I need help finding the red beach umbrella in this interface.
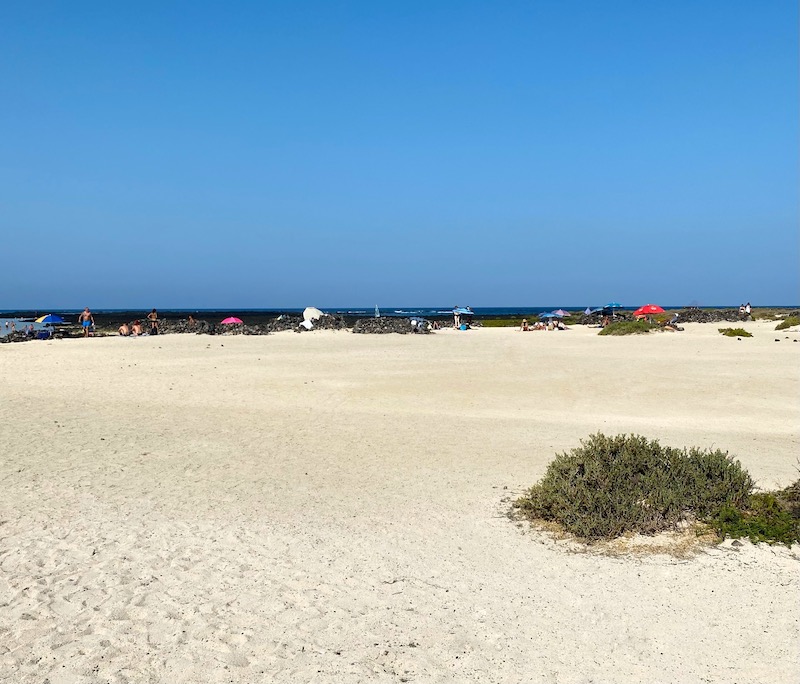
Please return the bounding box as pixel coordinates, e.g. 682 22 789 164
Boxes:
633 304 665 317
221 317 243 324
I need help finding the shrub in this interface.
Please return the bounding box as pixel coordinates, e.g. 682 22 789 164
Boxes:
712 493 800 545
776 316 800 330
481 318 526 327
514 433 754 541
718 328 752 337
598 320 658 336
774 478 800 522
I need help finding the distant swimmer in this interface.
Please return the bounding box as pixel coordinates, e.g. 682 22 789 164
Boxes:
78 308 94 337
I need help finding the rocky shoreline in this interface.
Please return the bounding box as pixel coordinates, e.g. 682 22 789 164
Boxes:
2 308 797 344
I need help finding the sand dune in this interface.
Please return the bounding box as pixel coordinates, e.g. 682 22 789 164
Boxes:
1 321 798 683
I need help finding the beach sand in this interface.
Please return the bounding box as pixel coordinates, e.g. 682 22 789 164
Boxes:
1 320 798 683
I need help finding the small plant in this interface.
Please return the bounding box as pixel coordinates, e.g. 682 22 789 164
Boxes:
719 328 752 337
712 493 800 545
776 316 800 330
598 320 658 336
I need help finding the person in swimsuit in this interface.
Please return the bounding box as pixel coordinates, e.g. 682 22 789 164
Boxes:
131 320 142 336
118 322 130 336
78 308 94 337
147 308 159 334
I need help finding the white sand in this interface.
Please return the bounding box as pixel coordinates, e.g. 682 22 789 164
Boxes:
1 320 798 683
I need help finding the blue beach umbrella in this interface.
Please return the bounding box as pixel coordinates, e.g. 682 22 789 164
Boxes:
539 312 558 318
604 302 623 309
35 314 65 324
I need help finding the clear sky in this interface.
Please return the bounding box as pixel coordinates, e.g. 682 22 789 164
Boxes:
1 1 797 308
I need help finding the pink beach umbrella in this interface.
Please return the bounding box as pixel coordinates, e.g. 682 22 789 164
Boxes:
220 317 243 324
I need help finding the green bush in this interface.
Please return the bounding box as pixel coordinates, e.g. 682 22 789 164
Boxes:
718 328 752 337
712 493 800 545
481 318 526 327
776 478 800 516
514 433 754 541
776 316 800 330
598 320 658 336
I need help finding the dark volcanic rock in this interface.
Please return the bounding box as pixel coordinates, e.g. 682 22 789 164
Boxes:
158 319 213 335
577 308 750 326
268 315 303 332
578 311 634 326
302 313 348 331
675 308 749 323
352 317 431 334
0 331 32 344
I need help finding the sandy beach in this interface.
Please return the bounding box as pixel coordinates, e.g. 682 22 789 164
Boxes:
1 320 798 683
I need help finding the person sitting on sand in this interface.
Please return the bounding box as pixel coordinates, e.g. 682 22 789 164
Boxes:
557 320 566 330
118 322 130 336
520 318 529 331
131 320 142 336
187 314 196 329
78 308 94 337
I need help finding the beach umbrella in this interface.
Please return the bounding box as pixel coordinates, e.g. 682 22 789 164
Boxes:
552 309 570 317
539 312 558 318
220 317 243 324
303 307 323 322
633 304 665 317
604 302 623 309
35 314 65 324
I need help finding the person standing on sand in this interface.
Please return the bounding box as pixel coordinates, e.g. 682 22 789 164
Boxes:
78 308 94 337
147 308 159 334
745 302 752 319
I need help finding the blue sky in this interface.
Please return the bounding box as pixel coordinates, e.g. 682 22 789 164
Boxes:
1 1 797 308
